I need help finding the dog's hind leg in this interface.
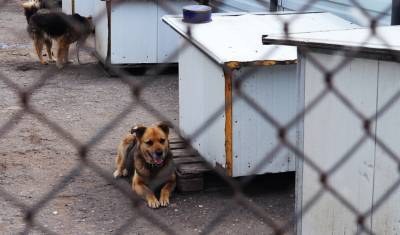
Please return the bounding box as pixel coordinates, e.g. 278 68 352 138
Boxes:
44 39 55 63
64 43 73 64
33 35 47 65
56 39 66 69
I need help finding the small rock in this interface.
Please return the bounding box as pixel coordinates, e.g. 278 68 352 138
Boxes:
198 205 203 208
52 211 58 215
174 209 178 212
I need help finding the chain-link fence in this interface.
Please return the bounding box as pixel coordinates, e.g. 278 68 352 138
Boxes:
1 0 399 234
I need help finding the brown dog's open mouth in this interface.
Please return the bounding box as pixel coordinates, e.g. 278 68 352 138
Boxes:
146 151 164 165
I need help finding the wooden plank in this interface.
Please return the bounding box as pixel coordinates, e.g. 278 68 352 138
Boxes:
371 60 400 234
177 163 211 175
173 156 205 165
169 142 188 149
300 53 378 234
176 172 204 192
171 149 198 157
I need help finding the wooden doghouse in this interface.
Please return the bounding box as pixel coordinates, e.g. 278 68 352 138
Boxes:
163 12 359 177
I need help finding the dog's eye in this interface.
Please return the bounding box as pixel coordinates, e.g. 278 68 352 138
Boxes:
145 140 153 146
160 138 166 144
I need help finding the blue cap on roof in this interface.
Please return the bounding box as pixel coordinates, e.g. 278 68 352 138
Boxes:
182 5 212 23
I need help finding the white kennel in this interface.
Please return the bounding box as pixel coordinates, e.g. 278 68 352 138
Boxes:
163 12 359 177
263 26 400 235
94 0 195 65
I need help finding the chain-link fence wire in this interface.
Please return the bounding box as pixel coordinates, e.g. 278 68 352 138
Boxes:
1 0 400 234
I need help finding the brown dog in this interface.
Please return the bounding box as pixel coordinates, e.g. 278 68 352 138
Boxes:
114 123 176 208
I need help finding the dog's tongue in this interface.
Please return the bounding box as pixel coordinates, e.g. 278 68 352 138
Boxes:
154 159 163 164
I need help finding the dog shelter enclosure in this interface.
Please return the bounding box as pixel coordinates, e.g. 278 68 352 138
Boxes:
4 0 400 234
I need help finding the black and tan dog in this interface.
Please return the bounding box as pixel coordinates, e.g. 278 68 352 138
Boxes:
22 0 93 68
114 123 176 209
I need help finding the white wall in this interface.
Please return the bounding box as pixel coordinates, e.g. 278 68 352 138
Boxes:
212 0 392 25
281 0 392 26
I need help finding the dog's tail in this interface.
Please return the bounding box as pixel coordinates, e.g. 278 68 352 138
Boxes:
21 1 41 23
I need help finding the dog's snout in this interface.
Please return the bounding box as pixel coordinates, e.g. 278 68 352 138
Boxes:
155 150 163 157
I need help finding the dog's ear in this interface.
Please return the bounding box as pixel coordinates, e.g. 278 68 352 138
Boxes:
131 125 146 138
157 122 170 136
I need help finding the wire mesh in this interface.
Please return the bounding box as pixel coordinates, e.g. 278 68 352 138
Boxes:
1 0 399 234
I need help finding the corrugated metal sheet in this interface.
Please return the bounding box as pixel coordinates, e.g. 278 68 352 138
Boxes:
301 52 378 235
179 42 227 168
232 64 298 175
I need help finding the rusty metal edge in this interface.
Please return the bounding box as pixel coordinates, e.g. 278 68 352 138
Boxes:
223 64 233 177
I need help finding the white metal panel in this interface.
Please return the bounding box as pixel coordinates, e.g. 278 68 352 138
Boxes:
74 0 95 17
211 0 269 12
232 64 297 176
157 0 194 63
295 51 306 235
264 26 400 53
62 0 95 16
94 0 107 62
301 53 378 234
179 42 226 167
110 0 158 64
163 12 359 64
372 61 400 234
62 0 72 14
281 0 391 25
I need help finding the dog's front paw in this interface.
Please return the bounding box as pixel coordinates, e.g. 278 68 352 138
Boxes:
122 169 128 177
159 193 170 207
147 196 160 209
113 170 121 178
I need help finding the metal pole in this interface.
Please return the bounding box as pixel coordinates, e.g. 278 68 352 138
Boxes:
392 0 400 25
270 0 278 12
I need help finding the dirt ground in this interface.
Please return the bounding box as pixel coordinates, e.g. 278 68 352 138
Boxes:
0 1 294 234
